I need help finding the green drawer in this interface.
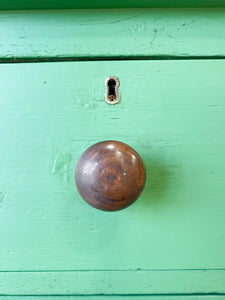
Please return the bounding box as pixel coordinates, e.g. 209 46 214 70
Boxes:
0 60 224 295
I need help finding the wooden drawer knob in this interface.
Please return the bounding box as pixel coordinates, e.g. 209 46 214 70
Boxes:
75 140 146 211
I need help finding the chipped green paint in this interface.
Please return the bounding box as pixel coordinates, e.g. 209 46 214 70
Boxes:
52 153 73 182
0 60 224 295
0 189 5 201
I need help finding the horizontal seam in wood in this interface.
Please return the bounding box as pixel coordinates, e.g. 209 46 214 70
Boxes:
0 293 225 297
0 269 225 273
1 55 225 64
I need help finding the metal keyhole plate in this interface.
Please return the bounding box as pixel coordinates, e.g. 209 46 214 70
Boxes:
105 76 120 104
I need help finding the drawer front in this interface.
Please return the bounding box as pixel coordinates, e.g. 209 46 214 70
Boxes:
0 60 224 295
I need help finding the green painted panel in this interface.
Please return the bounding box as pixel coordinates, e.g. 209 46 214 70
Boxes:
1 297 225 300
0 60 224 294
1 0 225 10
1 9 225 60
0 297 225 300
0 270 224 295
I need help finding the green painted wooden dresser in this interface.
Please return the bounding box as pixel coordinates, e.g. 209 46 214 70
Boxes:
0 1 225 299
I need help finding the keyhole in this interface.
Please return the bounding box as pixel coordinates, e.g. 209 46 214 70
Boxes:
105 76 120 104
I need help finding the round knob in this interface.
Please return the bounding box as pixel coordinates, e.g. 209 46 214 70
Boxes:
75 140 146 211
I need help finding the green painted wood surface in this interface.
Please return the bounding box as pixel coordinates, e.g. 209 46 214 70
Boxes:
1 9 225 60
0 270 224 295
1 297 225 300
0 297 225 300
0 60 224 294
1 0 225 10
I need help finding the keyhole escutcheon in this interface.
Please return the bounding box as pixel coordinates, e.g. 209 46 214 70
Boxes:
105 76 120 104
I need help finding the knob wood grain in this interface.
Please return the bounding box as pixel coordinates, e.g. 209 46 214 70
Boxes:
75 140 146 211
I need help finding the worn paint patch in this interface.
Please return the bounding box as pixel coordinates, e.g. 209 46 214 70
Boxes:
52 153 72 182
0 187 5 208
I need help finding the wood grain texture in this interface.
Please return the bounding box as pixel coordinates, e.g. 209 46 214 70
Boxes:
1 0 225 10
0 270 224 295
1 8 225 60
0 60 224 294
75 141 146 211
